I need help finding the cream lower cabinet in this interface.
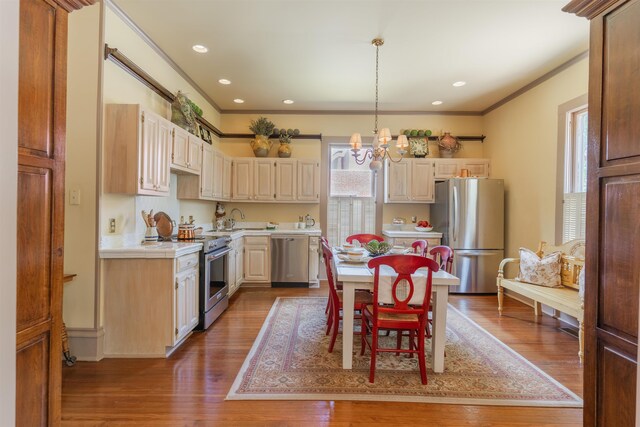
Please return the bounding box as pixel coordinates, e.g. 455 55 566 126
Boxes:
104 104 171 196
227 236 245 297
243 236 270 283
235 237 245 285
386 236 441 248
103 252 199 357
385 159 435 203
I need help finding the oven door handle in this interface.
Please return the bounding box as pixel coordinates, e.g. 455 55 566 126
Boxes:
206 247 232 262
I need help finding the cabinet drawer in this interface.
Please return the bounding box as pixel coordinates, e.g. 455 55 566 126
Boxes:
244 236 269 246
176 253 199 273
427 238 441 247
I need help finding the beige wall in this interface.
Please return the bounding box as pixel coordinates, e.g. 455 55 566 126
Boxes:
64 3 101 329
0 0 18 421
483 57 589 262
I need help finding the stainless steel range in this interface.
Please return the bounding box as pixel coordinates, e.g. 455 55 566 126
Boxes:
196 235 232 330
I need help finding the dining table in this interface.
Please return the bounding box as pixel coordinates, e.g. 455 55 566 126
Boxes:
333 250 460 373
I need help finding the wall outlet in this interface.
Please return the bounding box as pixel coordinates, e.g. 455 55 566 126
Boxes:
109 218 116 233
70 189 81 205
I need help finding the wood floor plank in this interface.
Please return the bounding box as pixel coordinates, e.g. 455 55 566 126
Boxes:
62 283 582 426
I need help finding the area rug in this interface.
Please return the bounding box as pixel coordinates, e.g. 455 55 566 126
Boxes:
226 297 582 407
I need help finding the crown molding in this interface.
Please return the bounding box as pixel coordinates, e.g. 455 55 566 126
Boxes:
219 109 483 116
104 0 221 113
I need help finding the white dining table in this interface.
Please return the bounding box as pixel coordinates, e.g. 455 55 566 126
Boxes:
334 253 460 372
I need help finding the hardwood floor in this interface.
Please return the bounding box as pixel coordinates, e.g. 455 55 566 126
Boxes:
61 284 583 426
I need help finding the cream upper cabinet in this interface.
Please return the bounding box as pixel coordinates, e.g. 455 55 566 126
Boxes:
200 143 214 198
385 160 412 202
232 158 254 200
297 159 320 202
176 143 214 201
254 159 276 201
411 159 434 202
222 156 232 201
275 159 297 201
434 158 490 179
244 236 270 283
170 127 202 175
212 149 224 199
385 159 435 203
104 104 171 196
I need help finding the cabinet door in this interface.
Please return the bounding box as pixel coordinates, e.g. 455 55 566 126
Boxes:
212 150 224 199
140 110 160 192
186 267 199 330
386 160 412 202
156 119 172 193
462 159 490 177
232 159 253 200
434 159 460 179
187 136 202 173
171 127 189 169
244 239 270 282
297 160 320 201
227 242 237 296
254 159 276 201
236 240 244 285
200 143 214 198
174 270 190 344
411 159 434 202
308 237 319 285
275 159 297 201
222 156 232 200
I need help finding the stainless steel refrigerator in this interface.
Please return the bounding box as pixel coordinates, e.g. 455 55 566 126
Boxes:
431 178 504 293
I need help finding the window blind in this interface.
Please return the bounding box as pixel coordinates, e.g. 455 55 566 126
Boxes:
563 192 586 242
327 197 376 246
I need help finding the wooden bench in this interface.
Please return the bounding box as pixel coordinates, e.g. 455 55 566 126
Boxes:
496 240 585 363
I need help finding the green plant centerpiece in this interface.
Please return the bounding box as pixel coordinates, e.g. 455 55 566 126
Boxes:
364 240 392 257
272 128 300 158
171 91 197 134
249 117 276 157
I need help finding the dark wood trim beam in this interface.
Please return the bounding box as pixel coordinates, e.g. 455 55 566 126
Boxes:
103 44 223 138
221 133 323 140
563 0 618 18
54 0 95 12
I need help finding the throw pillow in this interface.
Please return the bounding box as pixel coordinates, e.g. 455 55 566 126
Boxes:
517 248 562 288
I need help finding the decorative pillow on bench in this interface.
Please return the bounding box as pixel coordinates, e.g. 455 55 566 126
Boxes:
517 248 562 288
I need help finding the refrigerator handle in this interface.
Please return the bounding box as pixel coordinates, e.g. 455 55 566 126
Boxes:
456 250 499 256
453 185 459 243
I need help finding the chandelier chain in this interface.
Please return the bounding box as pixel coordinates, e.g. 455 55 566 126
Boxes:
374 42 379 134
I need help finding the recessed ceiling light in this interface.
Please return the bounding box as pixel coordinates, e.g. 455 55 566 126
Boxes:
233 98 245 104
218 79 231 85
432 100 443 105
192 44 208 53
282 99 294 104
452 81 466 87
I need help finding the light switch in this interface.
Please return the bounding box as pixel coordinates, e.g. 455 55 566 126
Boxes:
70 189 81 205
109 218 116 233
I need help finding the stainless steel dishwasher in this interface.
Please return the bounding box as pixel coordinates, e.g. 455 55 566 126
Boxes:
271 235 309 287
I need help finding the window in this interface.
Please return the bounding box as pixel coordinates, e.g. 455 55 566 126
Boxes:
562 106 588 242
326 146 376 245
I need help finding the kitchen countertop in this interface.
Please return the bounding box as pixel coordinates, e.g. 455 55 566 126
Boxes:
203 227 322 238
99 241 203 259
382 230 443 238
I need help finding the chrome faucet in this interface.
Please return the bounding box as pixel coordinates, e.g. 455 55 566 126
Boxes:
230 208 245 221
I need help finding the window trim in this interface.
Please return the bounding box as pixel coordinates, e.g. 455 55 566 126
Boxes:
555 94 588 245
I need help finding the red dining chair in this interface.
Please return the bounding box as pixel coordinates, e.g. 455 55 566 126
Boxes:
411 240 428 257
430 245 454 273
360 254 439 384
321 241 372 353
346 234 384 245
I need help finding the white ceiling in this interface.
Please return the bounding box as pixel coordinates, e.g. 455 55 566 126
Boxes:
113 0 589 113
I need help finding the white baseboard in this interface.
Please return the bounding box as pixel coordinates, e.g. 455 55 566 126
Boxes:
66 327 105 361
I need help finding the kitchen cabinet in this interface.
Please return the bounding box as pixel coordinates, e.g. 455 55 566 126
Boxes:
177 145 230 202
222 156 232 200
103 251 200 357
200 143 214 198
244 236 270 283
170 127 203 175
232 158 254 200
254 159 276 201
433 158 490 180
385 159 434 203
212 149 225 199
297 160 320 202
386 236 441 248
275 159 297 201
227 239 238 297
105 104 172 196
308 236 320 287
236 238 245 285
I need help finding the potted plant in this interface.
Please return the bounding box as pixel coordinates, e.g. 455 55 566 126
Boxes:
249 117 276 157
272 128 300 158
400 129 432 158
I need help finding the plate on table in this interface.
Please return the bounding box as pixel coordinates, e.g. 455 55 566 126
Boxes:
337 253 371 264
336 246 365 254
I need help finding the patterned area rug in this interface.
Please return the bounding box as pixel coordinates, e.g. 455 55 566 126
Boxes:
227 297 582 406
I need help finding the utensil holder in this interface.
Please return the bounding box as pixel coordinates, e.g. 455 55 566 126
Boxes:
144 226 158 243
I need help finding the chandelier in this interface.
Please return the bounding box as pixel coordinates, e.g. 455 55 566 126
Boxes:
349 38 408 171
